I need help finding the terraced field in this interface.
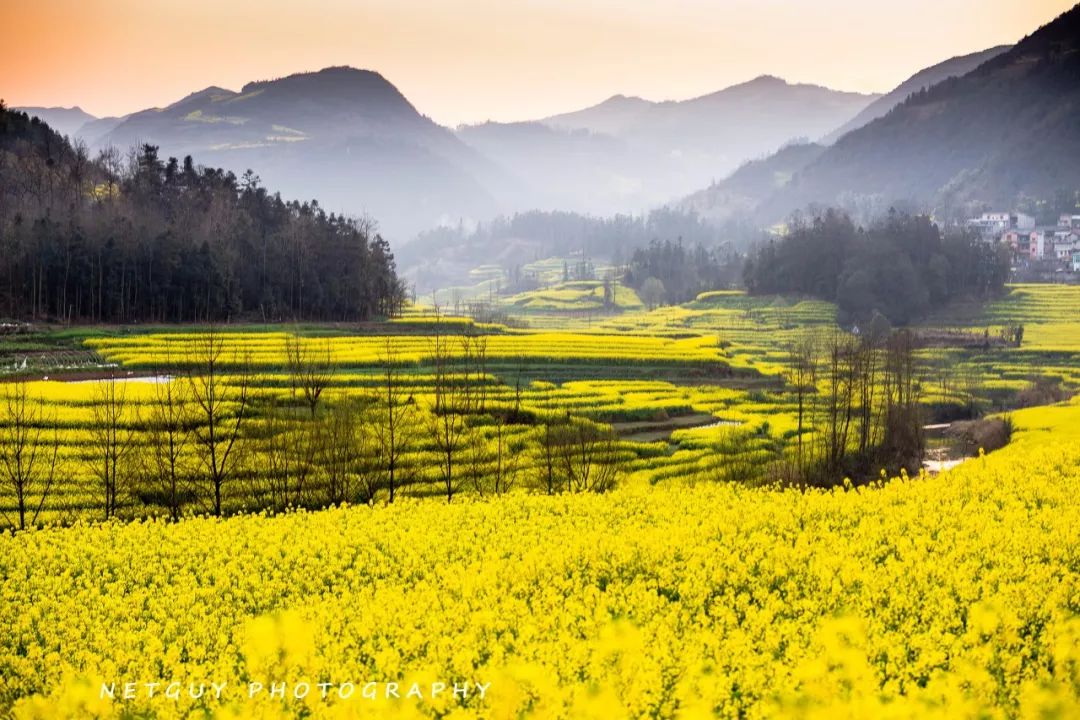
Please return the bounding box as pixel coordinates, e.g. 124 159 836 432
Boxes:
4 393 1080 719
1 284 1076 525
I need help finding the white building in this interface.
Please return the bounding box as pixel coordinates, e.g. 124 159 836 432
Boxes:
1058 214 1080 231
968 211 1035 239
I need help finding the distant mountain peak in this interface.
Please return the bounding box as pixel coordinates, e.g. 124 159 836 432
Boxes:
165 86 236 110
240 66 394 93
755 3 1080 221
602 94 649 104
228 66 418 119
12 105 98 138
820 44 1012 144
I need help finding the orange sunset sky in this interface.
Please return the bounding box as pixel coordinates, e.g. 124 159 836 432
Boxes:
2 0 1076 126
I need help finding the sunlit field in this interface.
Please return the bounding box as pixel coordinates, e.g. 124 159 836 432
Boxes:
2 285 1077 525
3 397 1080 719
2 284 1080 717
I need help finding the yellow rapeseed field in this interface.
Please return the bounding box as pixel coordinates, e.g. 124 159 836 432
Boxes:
3 399 1080 719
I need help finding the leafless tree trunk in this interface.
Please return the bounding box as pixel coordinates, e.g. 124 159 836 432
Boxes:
463 424 492 496
260 401 317 511
370 336 417 502
87 376 137 519
460 331 488 414
882 330 924 470
286 334 334 418
313 399 365 506
141 375 194 521
536 417 565 495
556 418 620 493
428 305 467 501
0 379 59 530
189 327 251 515
818 330 858 479
785 334 817 477
490 411 522 495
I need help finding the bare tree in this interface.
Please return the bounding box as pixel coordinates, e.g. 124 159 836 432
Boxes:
428 305 467 501
286 334 334 418
535 415 566 495
189 327 252 516
490 410 522 495
817 330 859 480
313 399 366 506
460 331 489 414
0 379 59 530
259 401 317 511
463 424 492 496
882 329 924 471
140 375 194 521
854 334 883 458
370 337 417 502
785 333 817 477
87 376 138 519
556 418 620 493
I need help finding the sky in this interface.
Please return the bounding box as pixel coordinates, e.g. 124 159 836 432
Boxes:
2 0 1075 126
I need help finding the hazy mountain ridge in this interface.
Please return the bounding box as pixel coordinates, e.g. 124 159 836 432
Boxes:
679 142 827 223
458 76 879 217
76 67 503 239
672 46 1015 221
20 68 879 242
820 45 1013 144
13 106 97 139
755 5 1080 221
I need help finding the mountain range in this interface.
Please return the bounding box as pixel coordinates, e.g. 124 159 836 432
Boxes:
17 70 881 239
14 4 1077 253
14 106 97 139
680 44 1017 223
23 68 509 239
458 76 879 215
696 5 1080 225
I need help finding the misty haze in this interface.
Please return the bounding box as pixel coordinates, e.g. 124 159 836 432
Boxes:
3 2 1080 718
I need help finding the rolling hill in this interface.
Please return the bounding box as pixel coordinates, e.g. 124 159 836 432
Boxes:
678 141 827 223
820 45 1012 144
458 76 878 215
13 106 97 139
81 67 508 240
757 5 1080 221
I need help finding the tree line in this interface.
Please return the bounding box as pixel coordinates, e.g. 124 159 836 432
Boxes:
777 325 925 487
623 238 743 307
743 209 1010 325
0 102 407 323
0 325 624 530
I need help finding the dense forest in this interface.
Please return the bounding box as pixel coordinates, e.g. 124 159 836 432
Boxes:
0 102 406 323
623 239 743 305
401 206 764 291
743 209 1010 324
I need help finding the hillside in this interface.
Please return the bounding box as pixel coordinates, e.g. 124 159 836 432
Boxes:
759 5 1080 220
13 105 96 138
84 67 507 240
677 46 1015 223
542 93 654 135
678 141 827 223
0 103 404 322
820 45 1012 144
459 76 877 215
455 121 646 215
541 76 877 160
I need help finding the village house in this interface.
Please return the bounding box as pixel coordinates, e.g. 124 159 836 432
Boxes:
1058 214 1080 231
968 211 1035 240
989 211 1080 273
